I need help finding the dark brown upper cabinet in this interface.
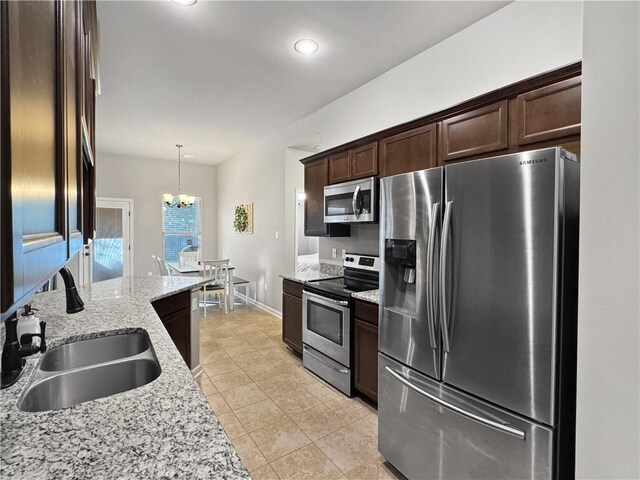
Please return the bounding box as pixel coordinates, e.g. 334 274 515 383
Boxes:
328 142 378 185
380 124 437 177
1 0 98 321
516 77 581 147
65 0 84 256
351 142 378 179
328 151 351 184
304 158 350 237
438 100 508 164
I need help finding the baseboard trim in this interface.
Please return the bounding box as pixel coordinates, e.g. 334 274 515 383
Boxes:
191 364 203 378
234 292 282 319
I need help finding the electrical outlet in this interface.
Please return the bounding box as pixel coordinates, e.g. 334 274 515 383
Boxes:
264 283 268 292
341 249 347 259
275 231 279 239
148 271 153 276
192 298 198 311
332 248 337 259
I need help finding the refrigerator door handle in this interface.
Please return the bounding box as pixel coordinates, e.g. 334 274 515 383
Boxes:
384 366 526 440
426 202 440 350
439 200 453 352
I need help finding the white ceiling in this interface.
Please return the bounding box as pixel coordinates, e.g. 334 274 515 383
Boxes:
96 1 509 165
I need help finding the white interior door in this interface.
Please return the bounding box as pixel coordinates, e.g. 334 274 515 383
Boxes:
87 198 133 283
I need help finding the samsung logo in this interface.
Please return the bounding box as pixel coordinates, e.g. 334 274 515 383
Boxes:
520 158 548 166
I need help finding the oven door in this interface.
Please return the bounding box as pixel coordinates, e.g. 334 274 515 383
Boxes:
324 177 376 224
302 291 351 367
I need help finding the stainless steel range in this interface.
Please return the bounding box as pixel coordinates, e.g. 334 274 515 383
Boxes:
302 254 379 396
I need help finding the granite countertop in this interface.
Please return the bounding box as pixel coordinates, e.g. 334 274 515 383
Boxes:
280 262 344 284
352 289 380 305
280 271 342 284
0 276 249 479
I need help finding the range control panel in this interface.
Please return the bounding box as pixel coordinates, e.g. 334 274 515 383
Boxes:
343 253 380 272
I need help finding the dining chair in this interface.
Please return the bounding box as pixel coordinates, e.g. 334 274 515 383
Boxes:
179 251 199 267
201 259 229 316
153 255 171 276
152 255 162 275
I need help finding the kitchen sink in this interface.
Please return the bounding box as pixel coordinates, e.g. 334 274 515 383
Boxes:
17 331 161 413
39 332 151 371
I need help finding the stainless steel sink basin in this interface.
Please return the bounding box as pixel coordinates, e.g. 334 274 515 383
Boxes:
39 332 151 371
17 331 161 413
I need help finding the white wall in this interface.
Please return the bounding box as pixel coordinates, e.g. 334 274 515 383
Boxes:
216 0 583 313
96 153 218 277
576 2 640 478
216 140 286 309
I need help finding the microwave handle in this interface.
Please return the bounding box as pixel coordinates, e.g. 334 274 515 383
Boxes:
352 185 361 216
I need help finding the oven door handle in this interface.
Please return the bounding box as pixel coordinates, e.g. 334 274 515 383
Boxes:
304 346 350 374
304 290 350 306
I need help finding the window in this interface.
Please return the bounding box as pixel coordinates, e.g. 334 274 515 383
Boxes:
162 197 202 262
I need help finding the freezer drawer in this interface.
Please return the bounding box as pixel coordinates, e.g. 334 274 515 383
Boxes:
378 354 554 480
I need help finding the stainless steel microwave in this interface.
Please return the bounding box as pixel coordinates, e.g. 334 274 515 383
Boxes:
324 176 377 224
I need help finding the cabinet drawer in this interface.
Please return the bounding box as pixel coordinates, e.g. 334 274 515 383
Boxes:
355 300 379 325
438 100 508 163
151 291 190 318
516 77 581 146
282 278 303 298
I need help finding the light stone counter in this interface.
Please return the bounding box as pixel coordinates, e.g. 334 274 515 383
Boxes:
351 289 380 305
279 271 341 284
0 276 249 479
280 262 344 284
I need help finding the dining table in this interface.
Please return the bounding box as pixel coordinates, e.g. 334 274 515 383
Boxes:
166 261 238 311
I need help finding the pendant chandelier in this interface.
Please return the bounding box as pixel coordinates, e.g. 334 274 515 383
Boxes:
163 144 195 208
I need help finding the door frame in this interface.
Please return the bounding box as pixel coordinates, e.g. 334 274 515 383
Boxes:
82 197 134 283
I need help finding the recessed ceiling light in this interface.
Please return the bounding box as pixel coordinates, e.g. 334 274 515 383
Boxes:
294 39 319 55
171 0 197 6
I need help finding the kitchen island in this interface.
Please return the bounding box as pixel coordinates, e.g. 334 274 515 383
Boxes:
0 276 249 479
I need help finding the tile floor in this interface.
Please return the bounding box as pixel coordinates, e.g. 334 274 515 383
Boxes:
195 302 404 480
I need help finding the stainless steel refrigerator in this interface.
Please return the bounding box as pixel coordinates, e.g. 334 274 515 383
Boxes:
378 147 579 480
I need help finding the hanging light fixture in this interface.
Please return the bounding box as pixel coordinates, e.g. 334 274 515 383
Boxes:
163 144 196 208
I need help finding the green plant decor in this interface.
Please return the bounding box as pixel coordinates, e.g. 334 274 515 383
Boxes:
234 205 249 233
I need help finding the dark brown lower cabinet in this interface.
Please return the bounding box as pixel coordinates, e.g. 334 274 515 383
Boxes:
151 291 191 368
354 300 379 402
282 279 303 354
354 319 378 402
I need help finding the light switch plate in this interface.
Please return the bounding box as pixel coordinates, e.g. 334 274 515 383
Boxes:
341 249 347 259
332 248 337 259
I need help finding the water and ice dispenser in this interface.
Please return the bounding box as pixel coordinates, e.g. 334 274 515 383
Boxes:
385 239 417 284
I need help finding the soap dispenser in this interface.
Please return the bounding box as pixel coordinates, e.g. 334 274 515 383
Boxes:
16 304 41 348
